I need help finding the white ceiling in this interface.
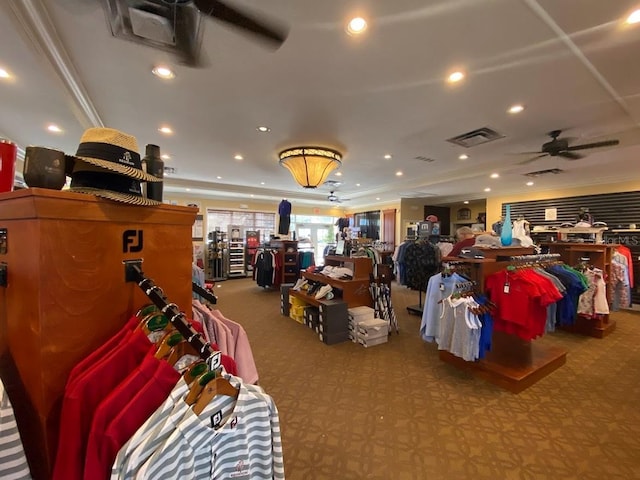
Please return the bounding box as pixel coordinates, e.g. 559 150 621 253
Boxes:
2 0 640 209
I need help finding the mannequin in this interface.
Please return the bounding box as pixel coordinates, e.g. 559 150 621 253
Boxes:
278 198 292 235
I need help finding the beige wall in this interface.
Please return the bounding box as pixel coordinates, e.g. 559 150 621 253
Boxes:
486 180 640 225
400 198 487 238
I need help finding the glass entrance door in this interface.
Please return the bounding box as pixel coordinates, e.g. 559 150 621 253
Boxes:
295 224 334 264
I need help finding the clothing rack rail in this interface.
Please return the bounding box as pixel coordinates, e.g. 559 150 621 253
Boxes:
508 253 561 262
192 282 218 304
127 263 221 370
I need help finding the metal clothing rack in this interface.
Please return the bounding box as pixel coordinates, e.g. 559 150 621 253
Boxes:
508 253 561 262
126 263 221 370
192 282 218 304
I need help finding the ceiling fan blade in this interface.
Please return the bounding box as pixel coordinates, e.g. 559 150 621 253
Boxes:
193 0 289 48
558 151 583 160
566 139 619 151
506 151 544 156
518 153 548 165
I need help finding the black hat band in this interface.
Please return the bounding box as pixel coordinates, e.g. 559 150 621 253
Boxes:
71 170 143 196
75 142 142 170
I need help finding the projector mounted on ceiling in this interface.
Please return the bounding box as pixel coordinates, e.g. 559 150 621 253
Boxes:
100 0 288 67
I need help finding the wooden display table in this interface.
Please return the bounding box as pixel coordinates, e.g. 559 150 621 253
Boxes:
437 257 568 393
0 188 196 479
293 255 373 308
439 332 567 394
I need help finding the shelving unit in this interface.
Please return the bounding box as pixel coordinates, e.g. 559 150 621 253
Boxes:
227 225 246 278
245 230 260 273
289 255 374 308
207 230 227 281
269 239 299 285
539 242 618 338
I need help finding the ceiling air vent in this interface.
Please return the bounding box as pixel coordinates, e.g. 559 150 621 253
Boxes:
323 180 343 187
414 156 436 163
447 127 505 148
524 168 564 178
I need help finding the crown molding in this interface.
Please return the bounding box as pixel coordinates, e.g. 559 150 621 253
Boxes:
5 0 103 129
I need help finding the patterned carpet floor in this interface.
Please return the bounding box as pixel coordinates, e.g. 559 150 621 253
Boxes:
214 278 640 480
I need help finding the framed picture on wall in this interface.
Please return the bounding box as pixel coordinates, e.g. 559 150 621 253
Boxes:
457 208 471 220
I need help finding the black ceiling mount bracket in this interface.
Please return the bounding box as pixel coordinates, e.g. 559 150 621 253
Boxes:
0 262 7 287
0 228 7 255
123 259 144 283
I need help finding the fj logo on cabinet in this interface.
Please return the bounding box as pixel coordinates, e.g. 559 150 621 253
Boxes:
123 229 143 253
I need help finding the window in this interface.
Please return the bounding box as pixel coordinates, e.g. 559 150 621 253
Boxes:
206 209 276 241
353 211 380 240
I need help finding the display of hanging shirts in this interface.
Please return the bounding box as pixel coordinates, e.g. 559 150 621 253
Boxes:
485 268 564 341
420 272 467 343
577 268 610 317
53 312 239 480
0 381 32 480
116 375 284 480
193 301 260 385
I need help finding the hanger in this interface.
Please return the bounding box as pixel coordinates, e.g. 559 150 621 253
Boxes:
154 331 183 360
166 340 201 370
192 375 239 416
185 370 217 406
135 304 159 320
136 311 171 336
183 360 209 386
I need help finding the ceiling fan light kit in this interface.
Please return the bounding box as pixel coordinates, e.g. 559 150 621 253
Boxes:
279 147 343 189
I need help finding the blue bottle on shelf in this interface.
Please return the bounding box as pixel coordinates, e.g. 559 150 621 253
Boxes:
500 204 513 246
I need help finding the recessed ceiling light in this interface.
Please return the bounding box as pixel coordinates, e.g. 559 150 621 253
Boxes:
260 182 265 185
356 183 361 187
447 71 465 83
508 104 525 114
463 201 470 204
458 154 469 160
347 17 367 35
490 173 500 179
251 194 254 198
256 126 270 133
47 124 63 133
526 181 534 186
396 171 403 176
0 68 10 79
335 172 343 176
217 176 222 179
158 126 173 134
161 154 171 160
376 197 380 201
152 65 175 79
384 154 392 159
627 9 640 24
234 154 243 160
186 188 191 192
484 187 491 192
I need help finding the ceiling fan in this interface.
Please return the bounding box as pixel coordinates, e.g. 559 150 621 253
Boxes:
328 191 350 203
100 0 289 67
517 130 620 165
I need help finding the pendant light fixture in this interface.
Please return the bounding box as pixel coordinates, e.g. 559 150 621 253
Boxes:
278 146 342 188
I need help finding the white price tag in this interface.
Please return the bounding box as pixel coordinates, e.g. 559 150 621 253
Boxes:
503 283 510 294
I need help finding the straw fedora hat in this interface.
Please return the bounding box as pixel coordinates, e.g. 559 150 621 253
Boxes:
65 127 161 183
66 127 162 206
